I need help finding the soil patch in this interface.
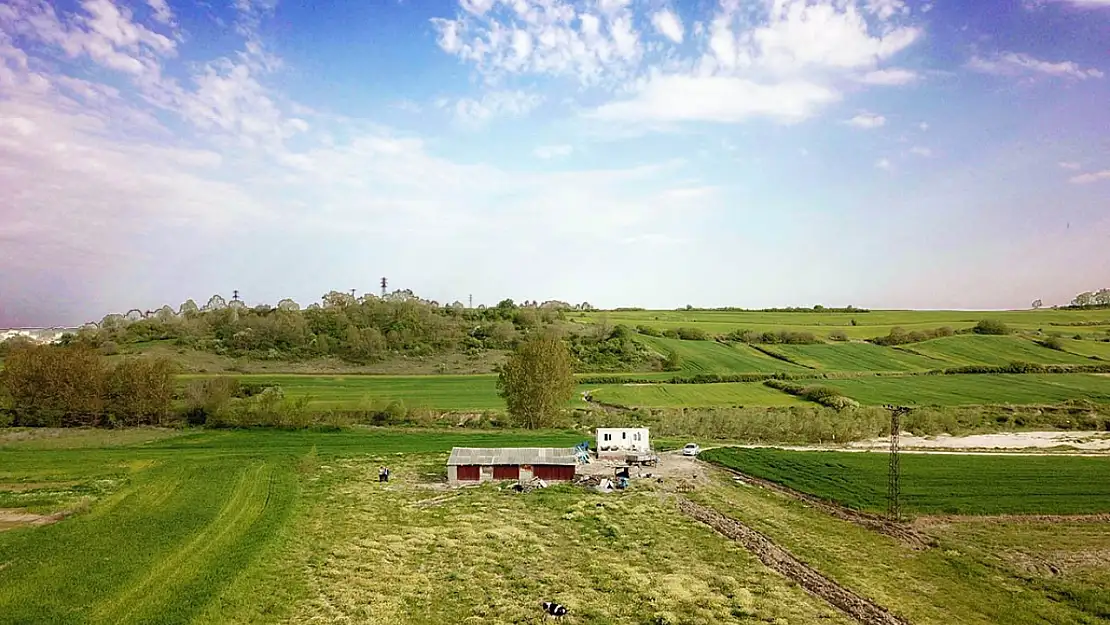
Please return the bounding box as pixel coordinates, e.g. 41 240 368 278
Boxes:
678 498 910 625
707 462 935 549
0 508 71 531
913 513 1110 530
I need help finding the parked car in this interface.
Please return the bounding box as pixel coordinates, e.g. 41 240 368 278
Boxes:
682 442 700 456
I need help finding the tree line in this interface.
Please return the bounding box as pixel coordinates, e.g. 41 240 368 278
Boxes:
43 291 653 370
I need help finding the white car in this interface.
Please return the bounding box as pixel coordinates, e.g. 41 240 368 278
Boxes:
682 443 700 457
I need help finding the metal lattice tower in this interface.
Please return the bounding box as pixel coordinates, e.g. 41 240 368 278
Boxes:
232 289 240 302
884 404 911 521
350 288 356 299
380 277 387 298
469 294 473 309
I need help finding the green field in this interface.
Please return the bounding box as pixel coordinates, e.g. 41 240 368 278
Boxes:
1057 338 1110 360
587 382 804 408
811 373 1110 406
635 335 807 373
759 342 949 372
179 374 506 411
702 447 1110 515
581 308 1110 340
895 335 1094 367
0 429 852 625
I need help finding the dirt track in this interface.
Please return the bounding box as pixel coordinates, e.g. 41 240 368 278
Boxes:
678 498 911 625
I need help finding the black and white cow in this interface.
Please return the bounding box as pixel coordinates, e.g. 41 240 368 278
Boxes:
541 601 568 620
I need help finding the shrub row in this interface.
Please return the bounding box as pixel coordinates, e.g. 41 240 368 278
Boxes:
868 326 956 346
763 379 860 410
720 329 821 345
937 362 1110 375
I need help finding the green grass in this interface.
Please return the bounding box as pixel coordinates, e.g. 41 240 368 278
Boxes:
587 382 804 408
759 342 950 371
0 428 846 625
179 374 505 411
578 308 1110 340
811 373 1110 406
702 447 1110 516
1057 338 1110 360
634 335 807 374
896 335 1095 367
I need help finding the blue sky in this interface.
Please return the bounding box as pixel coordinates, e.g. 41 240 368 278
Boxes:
0 0 1108 325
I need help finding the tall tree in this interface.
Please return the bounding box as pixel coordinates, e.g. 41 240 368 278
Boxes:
1031 299 1043 310
496 332 576 429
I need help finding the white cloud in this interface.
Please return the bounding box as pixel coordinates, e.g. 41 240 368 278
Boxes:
651 9 684 43
534 144 573 159
1058 161 1080 169
875 157 892 170
967 52 1104 80
145 0 174 24
919 121 929 131
433 0 924 127
846 112 886 128
1049 0 1110 6
910 146 932 157
589 75 839 124
450 90 542 127
856 68 917 85
1070 170 1110 184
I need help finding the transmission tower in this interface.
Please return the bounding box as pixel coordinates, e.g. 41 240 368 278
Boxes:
380 277 387 298
884 404 911 522
350 288 356 299
469 294 473 309
232 289 240 303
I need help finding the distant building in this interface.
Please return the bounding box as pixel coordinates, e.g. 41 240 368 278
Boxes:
596 427 651 458
0 328 75 344
446 447 578 485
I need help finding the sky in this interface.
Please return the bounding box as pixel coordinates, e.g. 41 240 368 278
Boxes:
0 0 1108 326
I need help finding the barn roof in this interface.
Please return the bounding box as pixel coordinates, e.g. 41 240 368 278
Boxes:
447 447 578 466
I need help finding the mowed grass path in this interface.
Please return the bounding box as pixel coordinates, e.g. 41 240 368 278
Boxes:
703 447 1110 515
813 373 1110 406
588 382 804 408
760 342 949 372
635 335 806 373
896 335 1093 367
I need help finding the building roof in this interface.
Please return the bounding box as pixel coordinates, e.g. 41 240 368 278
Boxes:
447 447 579 466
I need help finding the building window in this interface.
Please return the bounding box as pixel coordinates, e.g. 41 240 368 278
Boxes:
622 432 627 440
633 432 641 441
603 433 611 441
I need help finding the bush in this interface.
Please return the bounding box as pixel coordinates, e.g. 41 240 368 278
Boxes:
663 350 683 371
675 327 709 341
183 377 239 426
103 359 175 426
828 330 848 342
636 325 662 337
974 319 1011 335
1041 335 1064 351
869 326 956 346
661 328 679 339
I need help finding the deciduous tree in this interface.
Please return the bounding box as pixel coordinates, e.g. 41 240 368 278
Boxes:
496 332 576 429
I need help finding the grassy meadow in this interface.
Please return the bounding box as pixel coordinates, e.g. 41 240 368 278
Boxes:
812 373 1110 406
586 382 804 408
701 447 1110 516
758 342 948 371
896 335 1096 367
634 335 806 373
3 429 1109 624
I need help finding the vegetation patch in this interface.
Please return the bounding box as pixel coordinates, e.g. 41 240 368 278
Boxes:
811 373 1110 406
702 447 1110 516
587 382 805 408
898 335 1093 367
758 342 947 372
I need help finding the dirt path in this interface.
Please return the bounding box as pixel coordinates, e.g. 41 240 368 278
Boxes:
702 460 936 549
677 498 911 625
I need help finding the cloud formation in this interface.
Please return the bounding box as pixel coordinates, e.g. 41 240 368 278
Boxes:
966 52 1104 79
846 112 887 128
1069 170 1110 184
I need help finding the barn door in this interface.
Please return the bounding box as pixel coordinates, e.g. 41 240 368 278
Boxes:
533 465 574 481
456 465 480 481
492 465 520 480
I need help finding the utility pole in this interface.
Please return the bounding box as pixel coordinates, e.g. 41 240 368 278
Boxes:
380 277 387 298
350 288 356 299
232 289 240 303
884 404 911 522
469 294 473 309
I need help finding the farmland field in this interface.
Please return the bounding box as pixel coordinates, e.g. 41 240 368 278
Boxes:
1057 338 1110 360
587 382 804 408
701 447 1110 515
758 342 949 371
634 335 807 373
0 428 850 625
579 308 1110 340
895 335 1094 367
178 374 506 411
812 373 1110 406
